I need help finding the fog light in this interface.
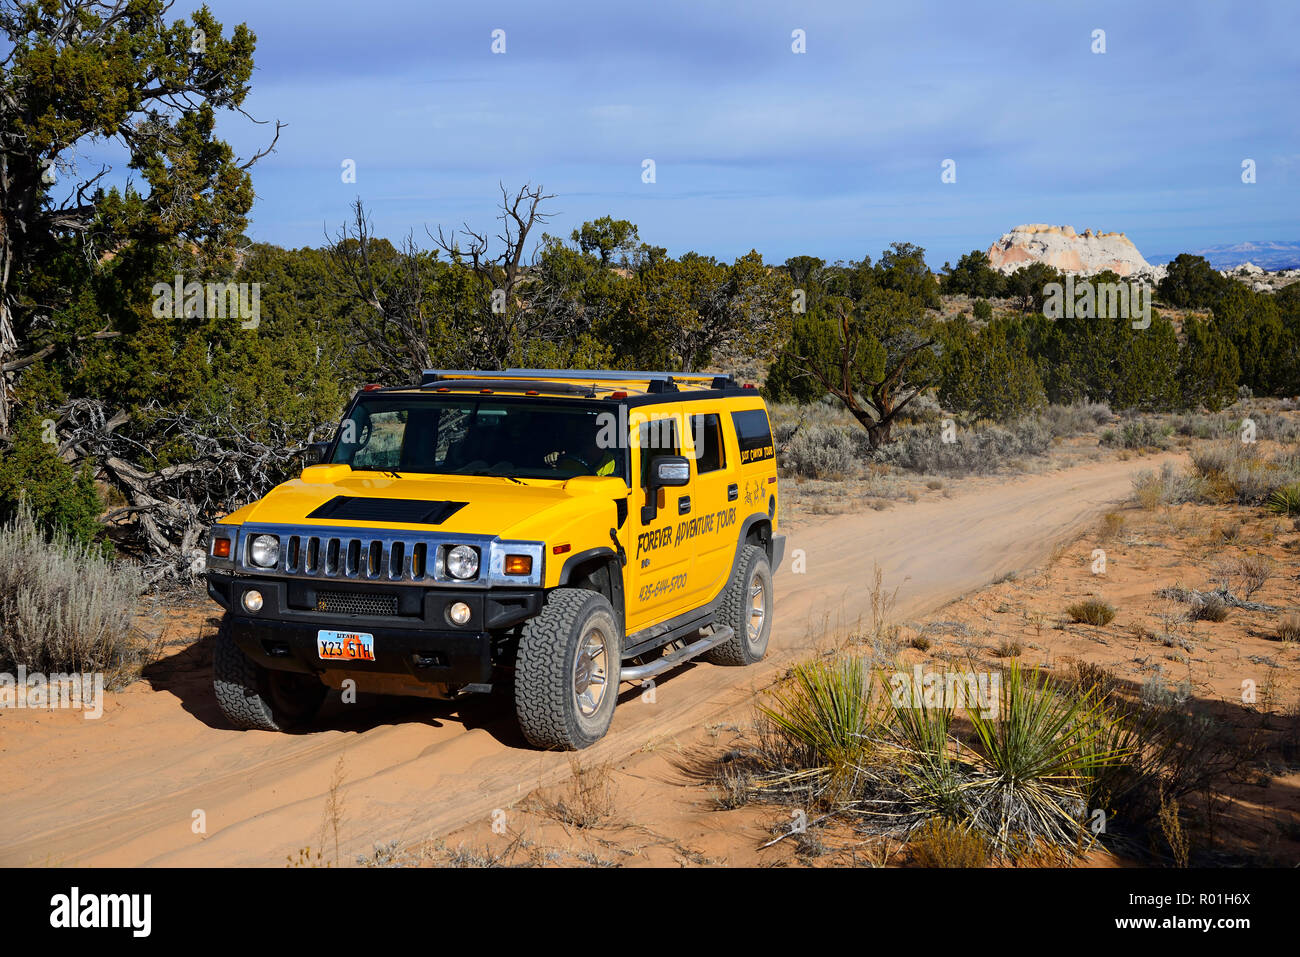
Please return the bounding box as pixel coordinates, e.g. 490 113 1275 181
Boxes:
447 601 471 626
242 589 264 612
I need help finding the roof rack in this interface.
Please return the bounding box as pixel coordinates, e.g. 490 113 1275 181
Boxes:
419 378 598 397
419 369 737 394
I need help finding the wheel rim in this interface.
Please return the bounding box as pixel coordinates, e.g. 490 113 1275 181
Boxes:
573 625 610 716
748 575 766 642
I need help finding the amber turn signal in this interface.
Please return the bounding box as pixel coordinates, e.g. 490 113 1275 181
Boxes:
212 538 231 558
504 554 533 575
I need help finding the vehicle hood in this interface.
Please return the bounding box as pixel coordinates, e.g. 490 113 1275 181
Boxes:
223 466 626 541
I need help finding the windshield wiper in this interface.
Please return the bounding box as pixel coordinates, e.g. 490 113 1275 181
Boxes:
469 469 526 485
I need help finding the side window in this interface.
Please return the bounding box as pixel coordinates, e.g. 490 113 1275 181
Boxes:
690 413 726 474
731 409 774 465
638 417 680 486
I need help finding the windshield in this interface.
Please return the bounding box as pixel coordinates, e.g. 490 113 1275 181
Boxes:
328 396 627 481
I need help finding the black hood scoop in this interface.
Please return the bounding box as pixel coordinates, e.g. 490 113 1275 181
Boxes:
306 496 468 526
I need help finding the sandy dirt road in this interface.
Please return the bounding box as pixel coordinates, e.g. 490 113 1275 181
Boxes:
0 453 1181 866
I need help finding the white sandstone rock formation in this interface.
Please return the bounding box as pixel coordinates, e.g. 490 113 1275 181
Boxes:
986 224 1165 281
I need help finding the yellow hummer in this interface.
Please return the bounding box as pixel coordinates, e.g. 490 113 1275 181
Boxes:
204 369 784 749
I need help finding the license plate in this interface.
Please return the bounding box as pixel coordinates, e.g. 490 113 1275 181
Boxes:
317 630 376 662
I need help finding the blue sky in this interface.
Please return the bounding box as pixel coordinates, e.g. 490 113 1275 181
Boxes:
108 1 1300 266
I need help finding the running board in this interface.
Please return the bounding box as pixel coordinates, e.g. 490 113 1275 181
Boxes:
619 627 734 682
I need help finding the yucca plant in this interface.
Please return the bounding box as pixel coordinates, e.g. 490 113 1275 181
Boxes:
1267 482 1300 516
964 661 1133 854
758 656 877 800
879 670 970 822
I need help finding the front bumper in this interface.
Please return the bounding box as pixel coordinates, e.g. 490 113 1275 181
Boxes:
207 573 542 685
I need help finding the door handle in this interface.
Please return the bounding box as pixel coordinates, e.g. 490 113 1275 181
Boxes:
727 483 738 501
678 495 691 515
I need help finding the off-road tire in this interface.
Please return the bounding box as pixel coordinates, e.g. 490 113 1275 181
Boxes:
514 588 621 750
213 614 326 731
704 545 773 665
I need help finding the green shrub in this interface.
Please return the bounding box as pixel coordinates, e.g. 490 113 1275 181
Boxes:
1100 418 1172 450
1190 442 1300 507
779 424 860 479
0 417 105 550
0 503 143 682
877 419 1050 475
939 315 1046 422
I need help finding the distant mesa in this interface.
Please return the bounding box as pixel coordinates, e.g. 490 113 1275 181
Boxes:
1188 241 1300 272
986 224 1161 280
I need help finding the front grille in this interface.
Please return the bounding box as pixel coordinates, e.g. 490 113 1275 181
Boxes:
281 532 432 582
316 590 399 617
232 525 532 587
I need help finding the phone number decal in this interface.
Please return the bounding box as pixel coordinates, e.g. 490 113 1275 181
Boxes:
638 573 687 602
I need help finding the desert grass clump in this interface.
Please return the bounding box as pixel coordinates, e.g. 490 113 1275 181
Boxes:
1131 463 1198 509
908 817 990 867
1098 511 1126 541
0 502 143 683
1064 660 1120 703
532 758 617 829
1190 593 1230 623
1037 401 1113 438
1276 613 1300 643
1066 599 1116 627
996 638 1024 658
877 661 1132 857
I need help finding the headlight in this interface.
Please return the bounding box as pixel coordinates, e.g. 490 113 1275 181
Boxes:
445 544 480 580
249 534 280 568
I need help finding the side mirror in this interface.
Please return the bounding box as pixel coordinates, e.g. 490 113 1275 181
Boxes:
307 440 332 464
650 455 690 488
641 455 690 524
